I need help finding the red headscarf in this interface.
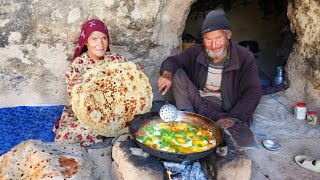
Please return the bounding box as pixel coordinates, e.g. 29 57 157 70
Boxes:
73 19 110 59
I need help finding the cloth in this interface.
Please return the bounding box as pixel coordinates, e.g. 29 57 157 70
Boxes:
262 83 289 95
172 69 226 118
160 41 262 125
54 52 126 146
172 69 254 146
201 8 231 35
73 19 110 59
226 122 254 147
199 61 224 99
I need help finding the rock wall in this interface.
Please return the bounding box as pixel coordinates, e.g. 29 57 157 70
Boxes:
0 0 195 107
2 0 320 109
285 0 320 108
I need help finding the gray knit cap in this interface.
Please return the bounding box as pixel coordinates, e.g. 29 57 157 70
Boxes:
201 8 231 35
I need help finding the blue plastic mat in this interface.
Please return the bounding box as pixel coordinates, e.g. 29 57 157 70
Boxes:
0 106 64 155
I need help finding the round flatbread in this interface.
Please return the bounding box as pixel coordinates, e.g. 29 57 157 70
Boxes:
0 140 97 179
71 62 153 137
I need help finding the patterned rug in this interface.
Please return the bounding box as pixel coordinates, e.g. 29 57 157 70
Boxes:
0 106 64 155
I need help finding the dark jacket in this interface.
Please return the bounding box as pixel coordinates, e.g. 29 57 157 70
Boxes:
160 41 262 125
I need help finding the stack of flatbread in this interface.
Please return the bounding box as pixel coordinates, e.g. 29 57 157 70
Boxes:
71 62 153 137
0 140 97 179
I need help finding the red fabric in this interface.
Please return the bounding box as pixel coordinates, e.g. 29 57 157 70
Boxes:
54 117 61 129
73 19 110 59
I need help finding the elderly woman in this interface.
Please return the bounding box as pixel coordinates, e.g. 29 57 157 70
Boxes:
54 19 137 146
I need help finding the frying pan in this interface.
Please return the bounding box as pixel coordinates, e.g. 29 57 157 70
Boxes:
129 111 224 162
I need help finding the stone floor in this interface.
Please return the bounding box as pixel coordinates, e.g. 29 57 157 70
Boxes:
1 93 320 179
247 92 320 179
248 137 320 180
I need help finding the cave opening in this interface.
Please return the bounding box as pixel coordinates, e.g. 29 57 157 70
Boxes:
183 0 295 87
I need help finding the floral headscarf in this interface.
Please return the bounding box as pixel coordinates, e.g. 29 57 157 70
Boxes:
73 19 110 59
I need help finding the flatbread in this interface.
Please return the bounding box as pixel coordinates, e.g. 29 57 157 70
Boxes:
71 62 153 137
0 140 97 179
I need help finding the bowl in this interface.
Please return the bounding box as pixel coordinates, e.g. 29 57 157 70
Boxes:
262 139 281 151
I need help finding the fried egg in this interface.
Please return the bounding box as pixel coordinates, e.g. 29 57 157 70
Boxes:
173 139 192 147
137 121 217 153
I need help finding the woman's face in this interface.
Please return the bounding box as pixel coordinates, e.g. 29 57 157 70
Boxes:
86 31 109 60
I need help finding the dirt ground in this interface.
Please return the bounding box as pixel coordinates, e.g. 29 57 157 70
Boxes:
247 93 320 179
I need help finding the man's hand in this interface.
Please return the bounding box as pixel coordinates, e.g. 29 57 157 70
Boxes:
70 76 82 85
217 118 235 129
158 71 173 95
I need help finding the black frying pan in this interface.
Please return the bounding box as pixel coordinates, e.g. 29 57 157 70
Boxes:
129 111 224 162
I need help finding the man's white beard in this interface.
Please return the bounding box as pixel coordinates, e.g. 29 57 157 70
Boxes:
206 42 229 60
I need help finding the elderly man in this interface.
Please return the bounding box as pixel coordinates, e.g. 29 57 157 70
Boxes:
158 9 262 147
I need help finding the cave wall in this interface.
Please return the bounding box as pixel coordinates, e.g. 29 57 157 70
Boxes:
184 1 290 79
0 0 195 107
1 0 320 109
285 0 320 108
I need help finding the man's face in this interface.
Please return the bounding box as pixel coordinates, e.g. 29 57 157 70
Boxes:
203 30 231 61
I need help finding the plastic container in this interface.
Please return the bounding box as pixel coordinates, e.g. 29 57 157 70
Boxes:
294 102 307 120
307 111 317 125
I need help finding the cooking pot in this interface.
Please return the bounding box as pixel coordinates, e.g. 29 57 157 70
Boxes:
129 111 224 162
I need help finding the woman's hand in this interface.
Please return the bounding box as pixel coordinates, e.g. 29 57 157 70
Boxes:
158 71 173 95
70 76 83 85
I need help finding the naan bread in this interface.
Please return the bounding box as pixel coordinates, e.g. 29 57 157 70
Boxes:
0 140 97 180
71 62 153 137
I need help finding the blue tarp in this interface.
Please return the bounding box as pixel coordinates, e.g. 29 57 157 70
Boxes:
0 106 64 155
